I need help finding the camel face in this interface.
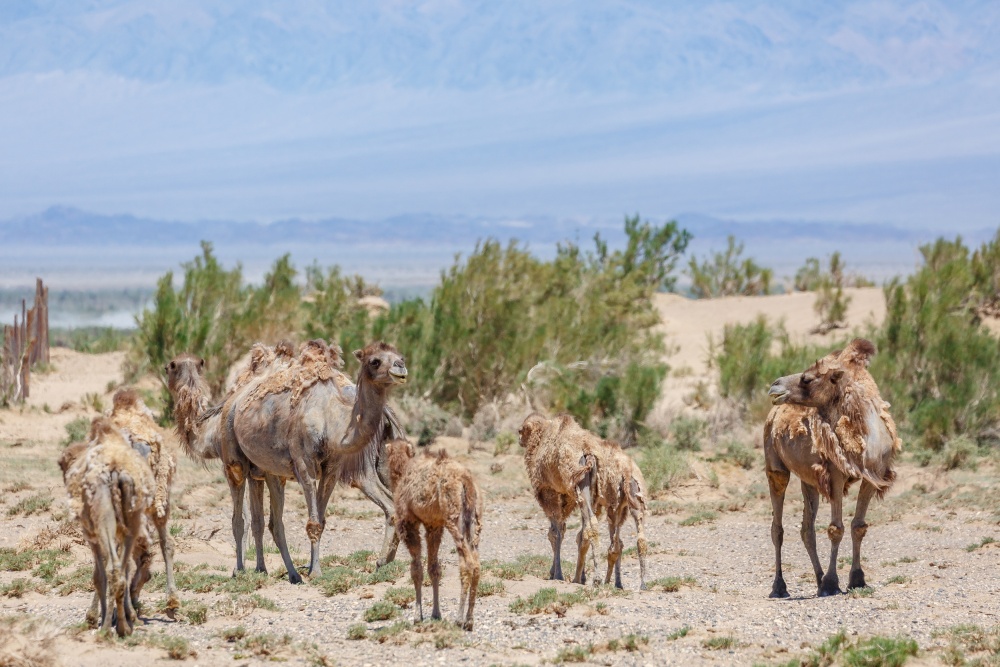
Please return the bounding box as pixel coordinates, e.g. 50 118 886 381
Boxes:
354 342 407 386
166 354 206 392
767 362 845 409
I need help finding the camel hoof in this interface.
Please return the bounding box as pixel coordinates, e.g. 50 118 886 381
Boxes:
848 571 867 590
769 579 789 599
818 587 842 597
460 620 474 632
288 570 304 585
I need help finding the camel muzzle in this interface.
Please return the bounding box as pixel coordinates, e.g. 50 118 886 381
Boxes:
389 367 408 384
768 382 790 405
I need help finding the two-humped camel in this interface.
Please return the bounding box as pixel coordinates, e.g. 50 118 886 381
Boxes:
107 388 179 616
167 340 406 582
385 439 483 630
519 413 649 589
765 338 901 598
59 417 154 636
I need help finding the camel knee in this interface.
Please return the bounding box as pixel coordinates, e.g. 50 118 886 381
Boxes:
636 536 648 557
851 522 868 542
827 524 844 542
305 520 324 543
771 522 784 546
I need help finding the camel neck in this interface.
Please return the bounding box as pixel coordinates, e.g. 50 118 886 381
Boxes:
173 383 213 459
343 377 387 452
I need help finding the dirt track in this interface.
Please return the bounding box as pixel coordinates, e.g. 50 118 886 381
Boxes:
2 291 999 666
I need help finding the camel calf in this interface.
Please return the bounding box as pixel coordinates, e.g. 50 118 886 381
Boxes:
519 413 648 589
385 440 483 631
60 417 154 636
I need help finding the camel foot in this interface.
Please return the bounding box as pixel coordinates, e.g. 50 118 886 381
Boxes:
847 570 867 590
431 610 442 621
287 569 304 585
164 594 180 619
818 583 842 597
459 620 474 632
769 578 789 599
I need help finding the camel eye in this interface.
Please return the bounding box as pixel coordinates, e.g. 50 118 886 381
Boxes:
801 376 812 386
168 361 176 371
370 358 381 368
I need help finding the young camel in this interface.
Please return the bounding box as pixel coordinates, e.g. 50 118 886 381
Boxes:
519 413 648 589
765 338 901 598
385 439 483 631
60 418 154 636
108 388 179 616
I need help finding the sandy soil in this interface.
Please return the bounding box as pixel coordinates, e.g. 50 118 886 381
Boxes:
2 291 999 667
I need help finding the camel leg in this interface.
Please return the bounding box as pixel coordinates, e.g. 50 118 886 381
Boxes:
848 481 877 590
819 470 846 597
450 526 480 631
247 477 267 573
538 489 566 580
573 471 600 585
800 481 824 590
88 543 106 628
767 469 791 598
264 475 302 584
151 516 179 616
352 472 399 568
292 460 324 577
226 469 249 575
604 508 625 589
426 526 444 621
631 500 649 591
400 520 423 623
128 530 152 619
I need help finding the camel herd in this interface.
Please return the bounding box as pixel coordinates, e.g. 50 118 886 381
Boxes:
57 335 898 637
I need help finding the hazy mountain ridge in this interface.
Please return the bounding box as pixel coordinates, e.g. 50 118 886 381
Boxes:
0 206 935 249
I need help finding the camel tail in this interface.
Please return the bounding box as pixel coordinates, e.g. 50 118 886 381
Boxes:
110 471 127 528
624 473 645 512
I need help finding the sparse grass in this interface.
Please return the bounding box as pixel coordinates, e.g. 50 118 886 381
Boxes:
964 536 995 552
934 624 1000 665
364 601 398 622
54 565 93 594
703 636 739 650
841 636 918 667
494 430 516 456
6 493 53 517
848 586 875 598
311 550 406 596
646 575 697 592
885 575 909 585
483 553 556 580
1 578 43 598
82 392 105 413
175 600 208 625
383 586 415 608
713 441 756 470
232 632 292 660
138 632 197 660
220 626 247 642
639 437 689 494
62 416 90 446
554 645 592 663
370 621 412 644
679 511 717 526
3 480 31 493
477 579 505 597
347 623 367 640
667 626 691 641
169 523 184 537
508 585 624 615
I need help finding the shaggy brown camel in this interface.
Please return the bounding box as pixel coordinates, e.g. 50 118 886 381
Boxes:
519 413 648 589
60 418 154 636
222 340 408 579
108 388 179 616
765 338 901 598
385 439 483 631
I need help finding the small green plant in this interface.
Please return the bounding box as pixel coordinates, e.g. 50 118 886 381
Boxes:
965 536 996 552
679 511 717 527
667 626 691 641
383 586 415 608
941 437 979 471
669 416 705 451
848 586 875 598
82 392 105 413
554 645 593 663
483 553 553 580
347 623 367 640
371 621 412 644
477 579 505 597
364 601 398 622
841 636 918 667
494 430 517 456
7 494 53 517
169 523 184 537
885 575 909 585
177 600 208 625
715 441 755 469
687 235 772 298
221 626 247 642
703 636 739 650
638 434 688 495
1 578 40 598
647 576 697 592
62 416 91 446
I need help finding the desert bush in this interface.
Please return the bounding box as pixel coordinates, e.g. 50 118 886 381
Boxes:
638 433 688 495
873 236 1000 449
302 264 379 364
687 235 772 298
810 252 852 333
378 215 687 439
62 416 91 446
392 395 458 447
668 415 705 451
51 327 135 353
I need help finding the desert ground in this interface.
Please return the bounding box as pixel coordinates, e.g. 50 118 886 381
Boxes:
2 287 998 666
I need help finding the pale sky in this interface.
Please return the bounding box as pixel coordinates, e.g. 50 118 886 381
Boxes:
0 1 998 230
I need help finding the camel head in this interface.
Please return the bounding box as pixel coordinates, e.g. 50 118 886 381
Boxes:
518 413 549 452
166 354 208 395
353 341 407 387
768 338 877 409
384 438 415 488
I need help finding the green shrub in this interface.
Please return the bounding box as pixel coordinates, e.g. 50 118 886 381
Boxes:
364 601 398 622
639 434 688 495
669 415 704 451
62 416 91 446
687 235 772 298
841 636 917 667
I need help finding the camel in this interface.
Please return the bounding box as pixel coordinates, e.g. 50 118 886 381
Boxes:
519 413 649 589
765 337 901 598
220 339 408 580
385 439 483 631
108 388 179 616
59 417 154 636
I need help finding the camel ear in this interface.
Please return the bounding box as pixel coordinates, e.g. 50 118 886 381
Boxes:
199 358 206 370
353 349 363 362
829 369 845 385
